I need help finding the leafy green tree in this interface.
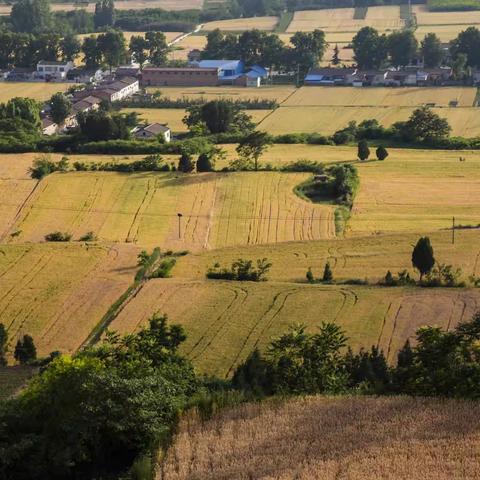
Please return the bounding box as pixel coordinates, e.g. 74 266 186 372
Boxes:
145 31 169 66
0 97 41 132
129 35 148 70
77 110 130 141
0 315 198 479
94 0 115 29
452 52 468 81
60 34 81 62
412 236 435 281
0 31 17 68
322 262 333 282
357 140 370 161
0 323 7 367
81 35 102 69
97 30 127 72
421 33 443 68
178 153 195 173
236 131 272 171
387 30 418 67
14 334 36 364
232 348 270 395
290 29 327 78
352 27 388 69
450 26 480 67
196 152 215 172
10 0 52 33
202 29 238 60
49 93 72 125
403 106 451 142
376 146 388 161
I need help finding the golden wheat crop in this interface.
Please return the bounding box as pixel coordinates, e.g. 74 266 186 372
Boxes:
160 395 480 479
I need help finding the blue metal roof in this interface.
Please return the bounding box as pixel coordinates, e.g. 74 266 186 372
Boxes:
197 60 242 70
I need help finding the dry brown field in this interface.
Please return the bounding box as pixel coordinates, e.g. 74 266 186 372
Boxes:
202 16 279 32
169 35 208 61
0 82 76 103
283 86 477 107
3 171 334 250
287 6 404 33
160 396 480 479
0 243 137 358
260 106 480 137
78 31 182 45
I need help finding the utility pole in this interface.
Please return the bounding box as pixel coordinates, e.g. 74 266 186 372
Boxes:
177 213 183 239
452 216 455 245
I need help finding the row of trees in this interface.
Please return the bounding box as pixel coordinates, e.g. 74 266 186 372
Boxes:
233 310 480 398
353 25 480 71
203 28 327 76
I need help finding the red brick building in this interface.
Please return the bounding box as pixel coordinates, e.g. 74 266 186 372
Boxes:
140 67 219 87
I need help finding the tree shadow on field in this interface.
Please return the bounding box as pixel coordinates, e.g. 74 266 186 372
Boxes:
197 396 480 480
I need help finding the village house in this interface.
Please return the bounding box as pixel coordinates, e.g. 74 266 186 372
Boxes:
67 67 104 84
41 117 58 136
304 67 358 86
133 123 171 142
36 60 74 81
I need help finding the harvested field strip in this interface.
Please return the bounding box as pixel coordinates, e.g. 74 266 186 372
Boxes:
260 105 480 137
7 172 335 250
0 366 37 401
0 243 138 358
161 396 480 480
0 82 77 102
283 86 477 107
111 279 480 376
172 230 480 285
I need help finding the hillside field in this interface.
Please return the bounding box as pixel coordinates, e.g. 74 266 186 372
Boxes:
3 171 335 250
202 16 279 32
0 243 137 358
160 396 480 479
0 82 77 102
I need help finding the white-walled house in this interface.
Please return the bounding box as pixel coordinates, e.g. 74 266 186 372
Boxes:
36 60 75 81
133 123 171 142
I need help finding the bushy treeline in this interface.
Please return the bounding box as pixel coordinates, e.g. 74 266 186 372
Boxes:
233 311 480 398
207 258 272 281
119 95 278 111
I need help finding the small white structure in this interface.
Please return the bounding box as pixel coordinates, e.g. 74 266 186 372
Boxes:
36 60 74 81
133 123 171 142
95 77 139 102
41 117 58 135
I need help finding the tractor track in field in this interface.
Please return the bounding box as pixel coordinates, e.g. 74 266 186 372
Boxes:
251 288 302 353
126 178 157 243
226 286 301 378
0 246 33 280
69 177 102 236
377 301 393 349
189 285 249 362
4 180 48 241
0 179 42 242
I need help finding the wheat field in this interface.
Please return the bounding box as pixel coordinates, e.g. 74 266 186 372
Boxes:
287 6 404 33
3 171 335 250
0 243 138 358
160 395 480 479
202 16 279 32
0 82 77 102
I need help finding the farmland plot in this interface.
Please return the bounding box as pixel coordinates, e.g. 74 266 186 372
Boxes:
174 229 480 285
0 82 77 102
351 152 480 235
202 16 279 31
162 396 480 480
260 105 480 137
112 279 480 376
5 172 334 250
283 86 477 107
287 6 404 33
0 243 137 358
